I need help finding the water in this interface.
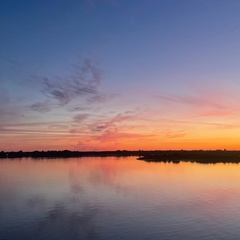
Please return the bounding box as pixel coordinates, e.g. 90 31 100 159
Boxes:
1 157 240 240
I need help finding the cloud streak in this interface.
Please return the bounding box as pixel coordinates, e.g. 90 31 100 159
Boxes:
73 113 90 122
31 100 52 113
156 92 224 109
43 59 102 105
31 59 107 112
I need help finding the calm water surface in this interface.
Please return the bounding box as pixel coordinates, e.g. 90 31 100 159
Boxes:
1 157 240 240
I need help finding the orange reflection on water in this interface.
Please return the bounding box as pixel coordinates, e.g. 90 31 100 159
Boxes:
2 157 240 214
2 156 240 239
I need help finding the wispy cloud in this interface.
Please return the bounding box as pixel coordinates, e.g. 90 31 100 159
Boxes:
30 100 52 113
86 94 113 104
95 130 154 143
73 113 90 122
165 119 237 130
66 109 149 150
31 59 107 112
48 124 69 130
87 111 139 134
163 129 186 139
43 59 102 104
156 92 224 109
0 121 71 137
67 106 91 112
154 83 240 124
70 109 157 149
192 109 239 118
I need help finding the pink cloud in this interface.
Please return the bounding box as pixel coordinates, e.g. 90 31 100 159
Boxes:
163 129 186 139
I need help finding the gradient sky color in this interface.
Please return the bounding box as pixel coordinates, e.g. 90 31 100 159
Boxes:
1 0 240 151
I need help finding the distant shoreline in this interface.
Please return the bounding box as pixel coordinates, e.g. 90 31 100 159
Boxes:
1 150 240 163
0 150 140 159
137 151 240 164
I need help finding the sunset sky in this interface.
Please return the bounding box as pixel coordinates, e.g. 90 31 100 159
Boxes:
1 0 240 151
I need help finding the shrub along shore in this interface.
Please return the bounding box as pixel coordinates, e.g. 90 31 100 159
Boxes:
1 150 240 163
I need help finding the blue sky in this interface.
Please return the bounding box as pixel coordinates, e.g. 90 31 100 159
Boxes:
1 0 240 151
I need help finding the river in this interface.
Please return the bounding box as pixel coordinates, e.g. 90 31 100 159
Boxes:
1 157 240 240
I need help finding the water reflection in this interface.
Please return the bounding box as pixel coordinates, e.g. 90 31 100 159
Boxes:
36 202 99 240
1 157 240 239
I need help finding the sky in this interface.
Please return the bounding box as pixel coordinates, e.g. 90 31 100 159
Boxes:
1 0 240 151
